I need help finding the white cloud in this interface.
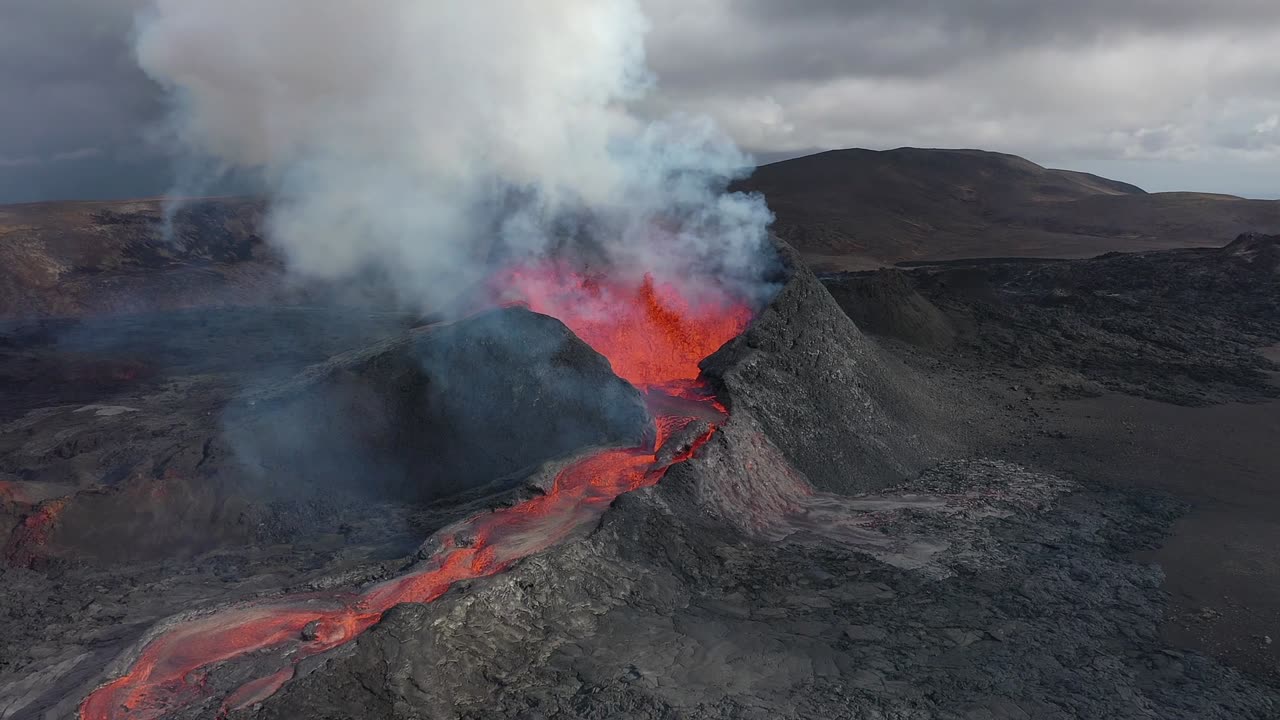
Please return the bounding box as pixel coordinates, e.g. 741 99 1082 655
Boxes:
2 0 1279 199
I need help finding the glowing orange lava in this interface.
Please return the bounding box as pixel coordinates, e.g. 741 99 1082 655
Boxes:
492 264 752 390
81 267 751 720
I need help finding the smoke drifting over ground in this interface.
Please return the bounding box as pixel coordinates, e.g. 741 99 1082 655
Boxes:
135 0 775 311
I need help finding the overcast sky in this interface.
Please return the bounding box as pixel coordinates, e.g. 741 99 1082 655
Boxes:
3 0 1279 203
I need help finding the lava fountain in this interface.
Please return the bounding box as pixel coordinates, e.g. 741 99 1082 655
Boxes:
81 265 752 720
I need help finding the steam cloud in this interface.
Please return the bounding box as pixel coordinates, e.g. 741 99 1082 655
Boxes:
134 0 775 311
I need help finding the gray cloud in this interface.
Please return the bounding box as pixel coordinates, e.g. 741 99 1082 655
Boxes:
2 0 1279 202
1220 115 1280 151
640 0 1280 196
649 0 1280 87
0 1 161 153
0 0 173 201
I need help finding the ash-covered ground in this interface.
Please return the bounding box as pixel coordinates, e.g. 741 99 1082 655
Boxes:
2 237 1279 719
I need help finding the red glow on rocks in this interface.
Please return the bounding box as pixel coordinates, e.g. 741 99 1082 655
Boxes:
81 266 751 720
491 264 752 390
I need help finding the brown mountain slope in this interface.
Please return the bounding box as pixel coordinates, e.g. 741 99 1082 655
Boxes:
733 147 1280 270
0 197 280 320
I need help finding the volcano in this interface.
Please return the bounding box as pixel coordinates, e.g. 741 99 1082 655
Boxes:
65 237 960 719
5 236 1278 720
78 258 762 719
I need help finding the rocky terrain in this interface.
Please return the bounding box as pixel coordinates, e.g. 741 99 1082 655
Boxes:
823 232 1280 406
824 233 1280 682
241 243 1280 720
1 156 1279 720
1 234 1278 719
734 148 1280 270
0 301 659 716
0 198 278 321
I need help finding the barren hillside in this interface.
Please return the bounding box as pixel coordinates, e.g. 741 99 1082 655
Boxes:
734 148 1280 270
0 197 278 320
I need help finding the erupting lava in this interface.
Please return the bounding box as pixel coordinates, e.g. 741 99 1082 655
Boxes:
492 263 753 392
81 267 751 720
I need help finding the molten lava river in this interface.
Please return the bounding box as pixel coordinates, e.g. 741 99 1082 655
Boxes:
81 265 752 720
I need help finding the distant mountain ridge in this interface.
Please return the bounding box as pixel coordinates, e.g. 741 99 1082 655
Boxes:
733 147 1280 270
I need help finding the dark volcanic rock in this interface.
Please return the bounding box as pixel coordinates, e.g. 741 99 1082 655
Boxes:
0 307 424 566
21 234 1278 720
0 306 650 566
0 306 421 422
242 239 986 719
0 305 655 718
703 239 962 494
0 198 280 320
823 268 957 348
249 431 1279 720
824 233 1280 405
19 232 1280 720
1223 231 1280 269
228 306 652 503
238 237 1277 720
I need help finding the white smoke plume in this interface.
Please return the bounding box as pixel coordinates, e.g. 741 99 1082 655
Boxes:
134 0 775 311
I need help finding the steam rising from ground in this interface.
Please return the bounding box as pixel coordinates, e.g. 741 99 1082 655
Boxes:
135 0 774 310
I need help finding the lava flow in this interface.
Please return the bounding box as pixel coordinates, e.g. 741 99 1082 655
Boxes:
81 267 751 720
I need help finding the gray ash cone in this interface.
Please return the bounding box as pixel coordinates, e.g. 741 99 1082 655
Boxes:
701 237 962 494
